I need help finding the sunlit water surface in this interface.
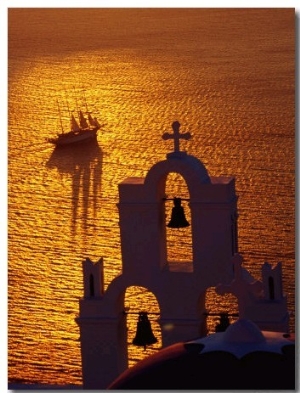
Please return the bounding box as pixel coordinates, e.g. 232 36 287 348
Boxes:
8 8 294 386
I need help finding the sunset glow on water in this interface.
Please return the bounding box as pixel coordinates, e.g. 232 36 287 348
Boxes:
8 8 294 386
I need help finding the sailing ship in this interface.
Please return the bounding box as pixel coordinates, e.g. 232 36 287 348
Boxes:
47 100 102 147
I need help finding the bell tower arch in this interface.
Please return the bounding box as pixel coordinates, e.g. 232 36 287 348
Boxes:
165 172 193 269
118 121 238 280
77 121 239 388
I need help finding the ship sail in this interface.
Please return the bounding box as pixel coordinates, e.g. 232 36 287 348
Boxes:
79 110 89 129
93 117 101 128
88 113 101 128
70 114 81 132
88 113 96 127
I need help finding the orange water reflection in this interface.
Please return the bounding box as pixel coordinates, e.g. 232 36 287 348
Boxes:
8 8 294 386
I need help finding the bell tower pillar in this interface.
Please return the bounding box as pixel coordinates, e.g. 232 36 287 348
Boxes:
76 258 127 389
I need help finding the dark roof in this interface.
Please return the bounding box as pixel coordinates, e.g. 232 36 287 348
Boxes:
108 320 295 390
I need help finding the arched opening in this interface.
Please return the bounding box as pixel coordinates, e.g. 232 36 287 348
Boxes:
89 273 95 297
165 172 193 272
125 286 161 368
268 276 275 300
205 287 239 334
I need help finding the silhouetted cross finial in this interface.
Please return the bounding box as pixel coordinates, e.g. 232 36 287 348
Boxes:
162 121 191 153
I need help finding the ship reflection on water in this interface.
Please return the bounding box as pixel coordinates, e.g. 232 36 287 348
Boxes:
46 139 103 238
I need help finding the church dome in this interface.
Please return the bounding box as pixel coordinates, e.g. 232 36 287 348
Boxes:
108 320 295 390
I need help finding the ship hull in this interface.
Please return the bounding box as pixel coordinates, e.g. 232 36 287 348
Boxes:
49 128 98 146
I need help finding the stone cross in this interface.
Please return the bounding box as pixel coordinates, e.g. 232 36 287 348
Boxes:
162 121 191 153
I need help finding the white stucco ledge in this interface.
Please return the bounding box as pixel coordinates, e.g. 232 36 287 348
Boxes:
188 319 294 358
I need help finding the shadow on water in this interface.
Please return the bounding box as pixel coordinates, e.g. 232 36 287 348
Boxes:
46 138 103 238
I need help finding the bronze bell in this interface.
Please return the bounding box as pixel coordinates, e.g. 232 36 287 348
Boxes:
215 312 230 332
167 197 190 228
132 312 157 350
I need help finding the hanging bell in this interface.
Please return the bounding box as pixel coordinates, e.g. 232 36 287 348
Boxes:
167 197 190 228
132 312 158 350
215 312 230 332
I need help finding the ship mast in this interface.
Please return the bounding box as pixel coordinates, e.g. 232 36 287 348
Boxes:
57 99 64 134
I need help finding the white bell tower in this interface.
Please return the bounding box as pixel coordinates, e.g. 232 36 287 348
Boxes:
76 121 239 388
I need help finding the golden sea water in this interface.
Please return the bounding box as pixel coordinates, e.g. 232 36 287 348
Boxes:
8 8 295 386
